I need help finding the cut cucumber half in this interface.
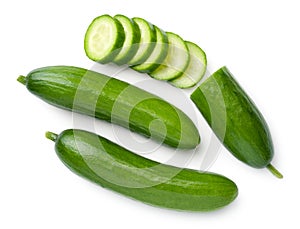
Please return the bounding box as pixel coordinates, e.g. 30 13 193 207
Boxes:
113 14 141 65
132 26 169 73
150 32 190 80
170 41 207 88
84 14 125 64
127 17 156 66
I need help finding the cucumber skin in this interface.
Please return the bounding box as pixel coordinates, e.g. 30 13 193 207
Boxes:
52 129 238 212
24 66 200 149
191 66 273 168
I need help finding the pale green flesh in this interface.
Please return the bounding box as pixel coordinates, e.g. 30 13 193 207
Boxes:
127 18 155 65
84 15 118 61
170 41 207 88
132 26 168 72
150 32 189 80
113 15 136 63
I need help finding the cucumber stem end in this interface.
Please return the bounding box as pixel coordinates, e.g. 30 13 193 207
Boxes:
45 131 58 142
17 75 27 85
267 164 283 179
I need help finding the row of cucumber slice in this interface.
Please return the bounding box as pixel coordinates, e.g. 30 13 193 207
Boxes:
84 14 207 88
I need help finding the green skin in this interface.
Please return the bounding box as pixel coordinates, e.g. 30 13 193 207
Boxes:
46 129 238 212
191 66 282 178
18 66 200 149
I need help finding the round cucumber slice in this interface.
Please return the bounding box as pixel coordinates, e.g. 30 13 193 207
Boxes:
84 14 125 64
150 32 190 81
113 14 141 65
127 17 156 66
132 26 169 73
170 41 207 88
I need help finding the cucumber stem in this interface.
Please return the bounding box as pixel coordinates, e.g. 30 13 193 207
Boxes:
17 75 27 85
45 131 58 142
267 164 283 179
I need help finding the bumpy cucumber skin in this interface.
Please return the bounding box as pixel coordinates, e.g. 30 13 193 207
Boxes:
52 129 238 212
191 66 273 168
84 15 126 64
24 66 200 149
113 15 141 65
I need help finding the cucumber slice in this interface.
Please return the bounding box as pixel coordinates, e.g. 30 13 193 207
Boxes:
170 41 207 88
84 14 125 64
113 14 141 65
132 26 169 73
150 32 190 80
127 18 156 65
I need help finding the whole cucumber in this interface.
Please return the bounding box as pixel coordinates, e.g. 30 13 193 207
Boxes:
17 66 200 149
46 129 238 211
191 66 282 178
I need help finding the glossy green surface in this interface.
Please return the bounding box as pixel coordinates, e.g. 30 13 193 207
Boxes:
191 66 277 170
47 129 238 212
19 66 200 149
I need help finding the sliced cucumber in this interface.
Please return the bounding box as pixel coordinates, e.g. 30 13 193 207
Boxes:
113 14 141 65
127 18 156 66
132 26 169 73
150 32 190 80
170 41 207 88
84 14 125 64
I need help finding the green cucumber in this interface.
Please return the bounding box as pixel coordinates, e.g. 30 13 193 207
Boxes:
170 41 207 88
190 66 282 178
84 14 125 64
127 18 156 66
46 129 238 212
17 66 200 149
132 26 169 73
150 32 190 81
113 15 141 65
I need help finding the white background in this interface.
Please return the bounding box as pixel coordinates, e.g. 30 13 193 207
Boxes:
1 0 299 228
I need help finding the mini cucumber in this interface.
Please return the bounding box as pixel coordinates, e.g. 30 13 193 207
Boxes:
113 15 141 65
127 18 156 66
84 14 125 64
170 41 207 88
190 66 283 178
132 26 169 73
150 32 190 81
17 66 200 149
46 129 238 212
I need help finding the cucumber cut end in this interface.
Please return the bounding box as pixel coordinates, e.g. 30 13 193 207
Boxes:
84 15 125 63
132 26 168 73
127 18 156 65
170 41 207 88
17 75 27 85
113 15 141 65
267 164 283 179
45 131 58 142
150 32 190 80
